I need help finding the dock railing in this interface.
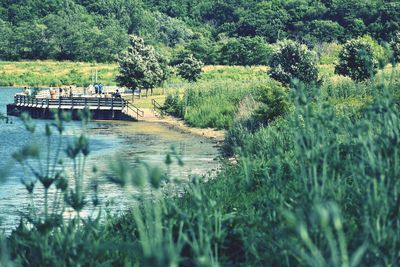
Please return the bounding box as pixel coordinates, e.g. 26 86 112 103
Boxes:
13 95 144 120
151 99 166 117
14 95 124 109
123 100 144 120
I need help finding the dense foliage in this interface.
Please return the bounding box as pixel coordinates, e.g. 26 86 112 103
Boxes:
219 37 272 66
0 0 399 63
268 40 319 86
116 35 168 91
176 55 203 82
335 38 378 82
391 32 400 63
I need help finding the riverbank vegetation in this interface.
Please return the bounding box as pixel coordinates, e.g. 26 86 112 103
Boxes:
1 0 400 265
2 66 400 266
1 38 400 265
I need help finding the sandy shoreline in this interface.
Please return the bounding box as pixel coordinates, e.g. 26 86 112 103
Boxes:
139 108 225 142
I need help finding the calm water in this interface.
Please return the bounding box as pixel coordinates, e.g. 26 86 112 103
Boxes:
0 88 219 231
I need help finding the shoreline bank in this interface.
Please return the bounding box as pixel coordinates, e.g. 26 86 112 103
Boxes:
137 108 225 142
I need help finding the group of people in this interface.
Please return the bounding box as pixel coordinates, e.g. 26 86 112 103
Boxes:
49 87 73 99
21 83 122 100
94 83 103 94
88 83 121 98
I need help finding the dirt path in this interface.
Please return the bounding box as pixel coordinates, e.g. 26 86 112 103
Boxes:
138 108 225 142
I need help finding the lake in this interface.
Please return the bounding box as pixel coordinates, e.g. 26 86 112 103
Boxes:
0 88 220 231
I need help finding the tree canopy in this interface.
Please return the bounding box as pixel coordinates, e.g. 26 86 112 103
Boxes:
0 0 398 63
116 35 167 90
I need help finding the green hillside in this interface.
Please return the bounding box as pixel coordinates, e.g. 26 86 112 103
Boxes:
0 0 398 63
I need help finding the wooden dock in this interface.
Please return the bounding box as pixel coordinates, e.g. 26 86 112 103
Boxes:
7 95 144 121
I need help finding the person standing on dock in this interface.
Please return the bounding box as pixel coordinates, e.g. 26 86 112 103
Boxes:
95 83 99 95
50 88 56 99
99 83 103 94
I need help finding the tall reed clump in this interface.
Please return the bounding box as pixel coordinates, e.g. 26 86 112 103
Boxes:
105 147 232 267
163 79 271 129
6 110 111 266
215 75 400 265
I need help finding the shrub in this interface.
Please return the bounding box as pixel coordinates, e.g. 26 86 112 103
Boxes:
335 38 378 82
176 55 204 82
358 35 391 68
253 83 291 125
268 40 319 86
391 31 400 63
163 92 183 117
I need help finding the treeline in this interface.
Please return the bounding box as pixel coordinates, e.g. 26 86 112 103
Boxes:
0 0 399 63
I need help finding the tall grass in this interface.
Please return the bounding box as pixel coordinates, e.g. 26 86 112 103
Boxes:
217 75 400 265
163 66 269 129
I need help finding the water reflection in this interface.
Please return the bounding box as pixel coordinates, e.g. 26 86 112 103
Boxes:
0 88 220 232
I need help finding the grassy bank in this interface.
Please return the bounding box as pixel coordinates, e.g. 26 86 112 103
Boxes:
0 61 118 87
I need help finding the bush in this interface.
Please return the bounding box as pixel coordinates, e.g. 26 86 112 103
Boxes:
176 55 204 82
268 40 319 86
391 31 400 63
253 83 291 125
358 35 391 68
335 38 378 82
163 92 183 117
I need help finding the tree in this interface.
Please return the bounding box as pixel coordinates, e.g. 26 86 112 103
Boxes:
293 20 344 45
335 38 377 82
177 55 204 82
0 19 13 60
391 32 400 64
186 35 218 65
116 35 167 96
236 2 289 43
219 37 272 66
268 40 319 86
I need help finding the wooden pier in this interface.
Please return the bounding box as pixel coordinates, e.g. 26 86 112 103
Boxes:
7 95 144 121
